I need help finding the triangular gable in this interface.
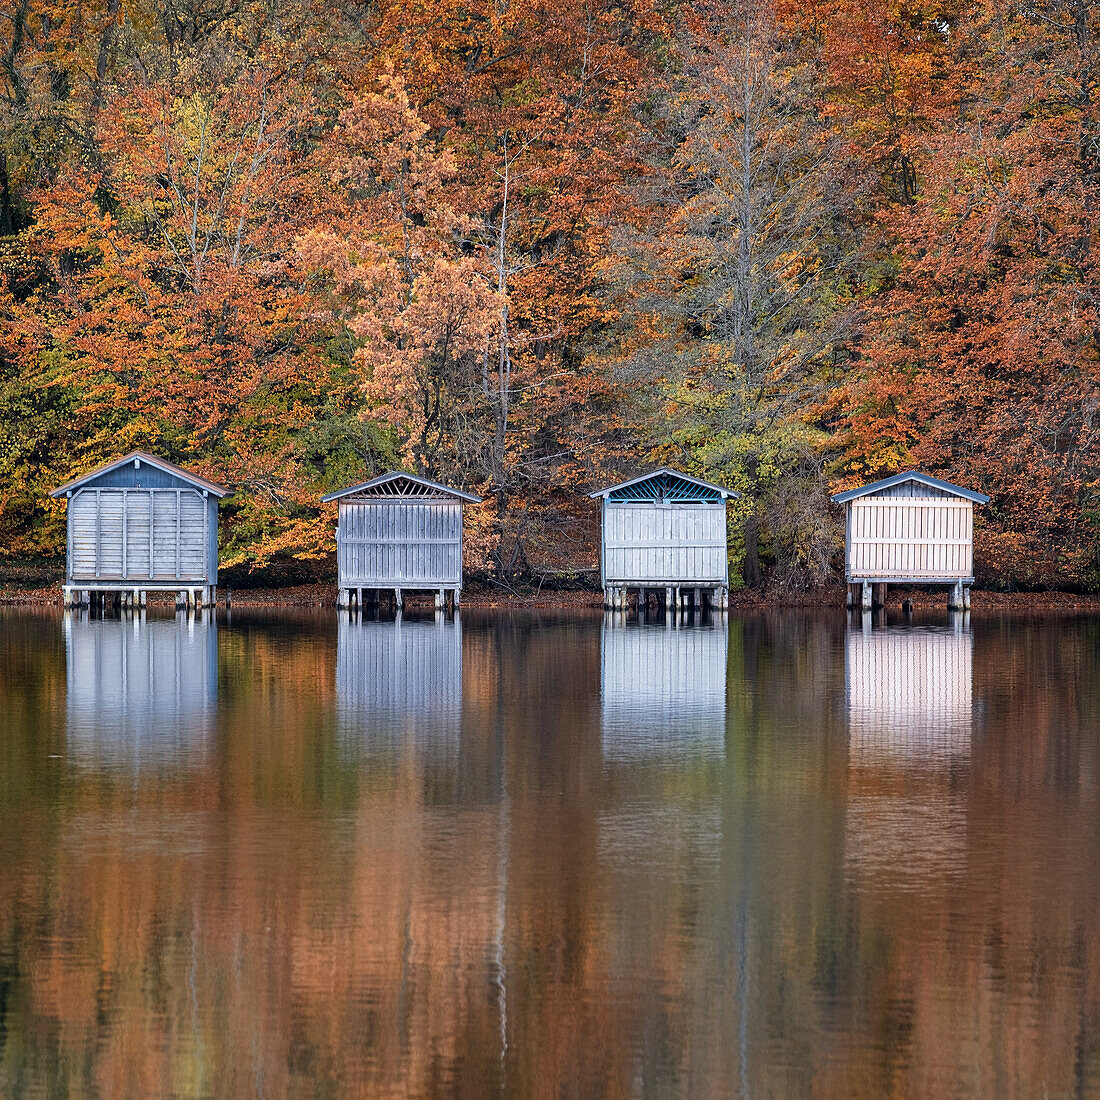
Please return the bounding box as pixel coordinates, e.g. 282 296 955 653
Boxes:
50 450 228 498
589 467 737 502
321 471 482 504
831 471 989 505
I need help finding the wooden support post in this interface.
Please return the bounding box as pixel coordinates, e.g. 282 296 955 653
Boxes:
861 581 872 611
453 589 460 609
337 588 349 610
963 584 971 610
949 580 964 611
872 582 887 609
693 587 702 612
665 587 673 612
435 589 445 610
176 589 187 611
394 587 403 610
63 587 72 609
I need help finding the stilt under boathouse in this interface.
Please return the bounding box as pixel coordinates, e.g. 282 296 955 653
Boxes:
50 451 227 611
322 472 482 611
832 471 990 611
589 468 737 612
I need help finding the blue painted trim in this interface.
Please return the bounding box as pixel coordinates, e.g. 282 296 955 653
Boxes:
589 467 737 501
831 471 990 504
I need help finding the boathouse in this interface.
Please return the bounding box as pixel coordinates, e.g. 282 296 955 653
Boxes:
50 451 226 610
589 468 737 611
832 471 989 610
321 472 482 610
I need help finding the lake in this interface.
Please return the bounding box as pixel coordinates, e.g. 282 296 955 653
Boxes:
1 607 1099 1097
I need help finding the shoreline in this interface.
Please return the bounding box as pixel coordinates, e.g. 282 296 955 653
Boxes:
4 582 1100 612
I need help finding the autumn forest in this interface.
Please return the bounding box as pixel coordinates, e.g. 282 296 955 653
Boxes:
1 0 1097 589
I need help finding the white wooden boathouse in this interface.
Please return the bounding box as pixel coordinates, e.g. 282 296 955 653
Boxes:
50 451 227 610
832 471 989 610
589 468 737 611
322 472 482 611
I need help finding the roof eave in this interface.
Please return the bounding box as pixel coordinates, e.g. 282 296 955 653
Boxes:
590 467 738 499
831 471 989 505
49 450 228 498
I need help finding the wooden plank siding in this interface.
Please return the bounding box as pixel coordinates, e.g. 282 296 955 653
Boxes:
846 497 974 581
602 502 728 585
337 497 463 588
69 487 211 584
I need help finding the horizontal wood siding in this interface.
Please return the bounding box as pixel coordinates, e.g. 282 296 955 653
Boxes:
65 616 216 767
338 499 463 587
846 497 973 580
70 487 213 584
335 618 462 746
846 628 972 762
603 502 728 584
600 623 727 762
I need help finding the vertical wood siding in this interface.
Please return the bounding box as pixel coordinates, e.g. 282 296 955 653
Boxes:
65 615 216 768
846 628 973 762
337 499 463 587
600 623 727 762
70 487 213 583
602 502 728 584
846 496 974 579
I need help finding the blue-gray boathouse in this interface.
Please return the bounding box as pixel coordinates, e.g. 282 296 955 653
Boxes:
50 450 227 610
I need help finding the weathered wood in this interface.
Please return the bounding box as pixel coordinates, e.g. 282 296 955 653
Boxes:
325 473 480 601
834 472 988 591
591 469 735 591
53 452 223 593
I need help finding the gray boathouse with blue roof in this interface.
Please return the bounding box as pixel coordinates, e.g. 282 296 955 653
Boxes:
322 472 482 611
50 450 227 610
831 471 990 611
589 468 738 612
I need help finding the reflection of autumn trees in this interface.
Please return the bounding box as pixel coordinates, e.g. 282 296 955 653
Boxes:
2 612 1100 1094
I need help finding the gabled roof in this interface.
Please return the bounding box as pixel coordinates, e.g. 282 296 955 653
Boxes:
589 467 738 501
321 471 483 504
50 450 228 498
831 470 990 505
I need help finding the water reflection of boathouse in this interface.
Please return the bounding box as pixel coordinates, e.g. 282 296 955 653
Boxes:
846 626 973 765
65 614 217 768
335 616 463 751
844 625 974 884
599 620 728 763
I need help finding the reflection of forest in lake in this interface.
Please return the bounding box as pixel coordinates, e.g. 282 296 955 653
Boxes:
1 609 1100 1096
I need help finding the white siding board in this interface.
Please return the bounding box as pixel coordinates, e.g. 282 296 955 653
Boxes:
846 496 975 580
337 497 465 588
69 486 213 584
602 501 728 585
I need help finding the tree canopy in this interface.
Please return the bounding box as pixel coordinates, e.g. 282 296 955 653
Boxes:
2 0 1097 588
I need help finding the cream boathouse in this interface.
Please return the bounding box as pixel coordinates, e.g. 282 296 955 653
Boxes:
832 471 989 611
51 450 227 610
322 472 482 611
590 468 737 612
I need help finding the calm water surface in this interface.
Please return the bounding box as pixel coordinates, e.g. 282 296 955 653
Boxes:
1 607 1099 1097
